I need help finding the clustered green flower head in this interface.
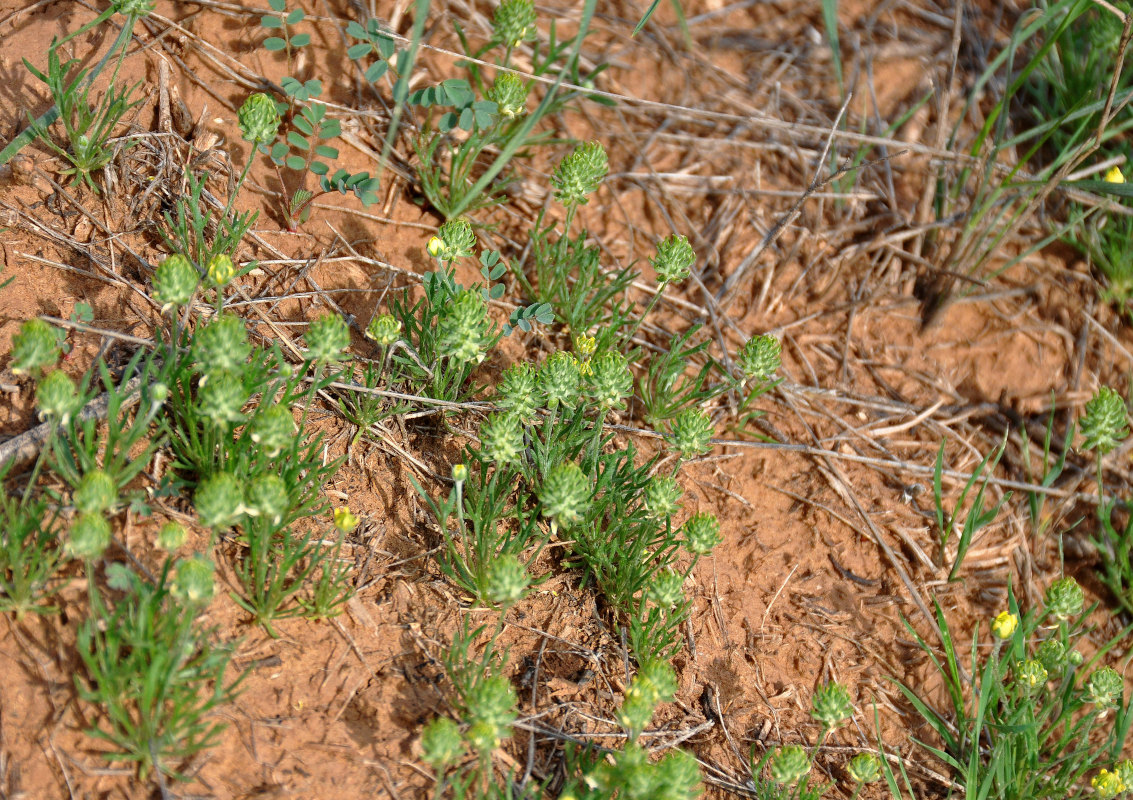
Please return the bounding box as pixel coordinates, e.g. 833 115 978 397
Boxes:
172 556 215 605
10 318 62 376
111 0 155 17
550 141 608 208
539 351 581 409
365 313 402 346
1081 386 1129 454
1117 760 1133 791
250 404 297 458
465 674 517 753
497 362 538 420
427 218 477 262
437 289 492 365
194 471 247 529
847 753 881 785
1044 576 1084 620
481 412 525 466
246 474 290 526
157 521 188 551
486 553 531 606
197 371 248 427
306 313 351 363
651 234 695 286
1087 666 1124 708
811 681 854 728
1035 637 1071 675
739 334 781 380
769 745 811 786
152 254 199 313
74 470 118 515
539 461 589 528
36 370 78 424
616 660 677 740
207 253 236 288
193 313 250 373
238 92 282 145
647 569 685 608
991 610 1018 640
683 512 722 555
420 716 463 771
486 72 528 119
669 407 714 459
67 513 112 560
644 474 683 520
585 744 701 800
492 0 537 48
1014 659 1048 694
588 350 633 410
1093 768 1127 800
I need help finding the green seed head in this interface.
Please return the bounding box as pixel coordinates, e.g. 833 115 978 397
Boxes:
465 719 500 755
1014 659 1049 694
487 72 529 118
453 463 469 483
10 318 62 376
538 351 581 410
683 511 722 555
480 412 525 466
250 404 297 458
1035 637 1070 675
1093 769 1126 800
669 407 714 459
207 253 236 288
467 674 517 738
497 362 538 420
172 556 215 605
74 470 118 515
36 370 78 424
656 749 702 800
847 753 881 785
111 0 155 17
492 0 537 48
738 334 781 380
193 313 251 374
638 660 678 703
420 717 464 770
365 313 402 346
437 289 491 365
643 475 683 520
769 745 811 786
245 474 290 526
1115 760 1133 791
152 254 199 312
194 472 247 529
651 234 695 285
1044 576 1084 620
67 513 112 560
306 313 351 363
197 370 248 427
430 219 477 262
587 350 633 411
486 554 531 606
1087 666 1124 708
157 521 188 551
539 461 589 528
811 682 854 728
647 569 685 608
617 683 658 741
1081 386 1129 454
550 141 608 208
238 92 281 144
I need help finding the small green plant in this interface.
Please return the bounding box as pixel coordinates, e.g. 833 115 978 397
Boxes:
76 559 241 781
257 0 380 228
892 578 1133 800
0 477 65 619
1082 385 1133 615
931 433 1011 580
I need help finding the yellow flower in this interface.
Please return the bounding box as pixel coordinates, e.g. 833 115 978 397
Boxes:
575 334 597 359
1092 769 1126 799
426 236 445 258
991 611 1018 640
1104 166 1125 184
333 506 359 533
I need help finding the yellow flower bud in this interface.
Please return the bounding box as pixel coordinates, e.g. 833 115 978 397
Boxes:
991 611 1018 640
333 506 359 533
1104 166 1125 184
